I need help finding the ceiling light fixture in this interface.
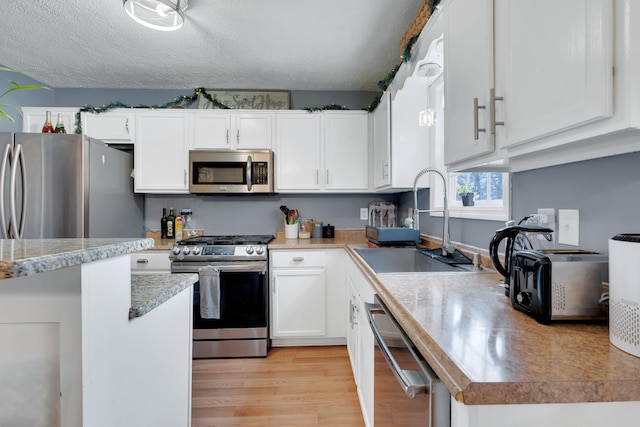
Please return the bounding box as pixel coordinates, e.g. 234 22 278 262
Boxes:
123 0 188 32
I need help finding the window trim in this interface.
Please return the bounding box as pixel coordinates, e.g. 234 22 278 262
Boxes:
429 171 511 222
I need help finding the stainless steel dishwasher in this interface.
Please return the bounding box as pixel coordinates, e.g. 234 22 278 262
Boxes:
366 295 450 427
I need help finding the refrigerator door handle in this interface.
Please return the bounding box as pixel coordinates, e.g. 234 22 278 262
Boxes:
0 144 12 239
10 143 26 239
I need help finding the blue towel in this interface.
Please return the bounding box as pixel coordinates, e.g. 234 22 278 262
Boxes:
199 266 220 319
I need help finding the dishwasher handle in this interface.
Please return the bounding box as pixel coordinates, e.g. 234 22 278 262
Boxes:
366 302 430 399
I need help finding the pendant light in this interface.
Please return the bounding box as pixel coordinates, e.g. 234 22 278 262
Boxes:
123 0 188 31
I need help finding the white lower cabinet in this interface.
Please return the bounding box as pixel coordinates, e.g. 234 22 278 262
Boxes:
346 255 375 427
272 268 326 337
130 251 171 274
270 249 346 346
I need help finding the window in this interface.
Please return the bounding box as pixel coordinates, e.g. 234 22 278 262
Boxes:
426 74 510 221
453 172 504 206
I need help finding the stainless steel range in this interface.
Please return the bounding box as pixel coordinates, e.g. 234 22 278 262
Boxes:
170 235 274 358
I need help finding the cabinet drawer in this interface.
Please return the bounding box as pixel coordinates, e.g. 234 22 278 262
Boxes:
270 250 325 268
130 251 171 273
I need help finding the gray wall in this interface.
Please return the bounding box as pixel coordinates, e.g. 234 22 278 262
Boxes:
399 151 640 254
145 193 398 236
1 73 378 132
0 66 54 132
511 151 640 253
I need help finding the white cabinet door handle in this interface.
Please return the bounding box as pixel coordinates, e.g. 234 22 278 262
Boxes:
474 97 486 140
490 88 504 134
292 257 304 262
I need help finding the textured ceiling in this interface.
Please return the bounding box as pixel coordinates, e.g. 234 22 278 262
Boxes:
1 0 425 91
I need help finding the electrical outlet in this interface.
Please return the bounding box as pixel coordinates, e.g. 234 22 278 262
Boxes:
360 208 368 221
525 214 548 225
558 209 579 246
538 208 555 242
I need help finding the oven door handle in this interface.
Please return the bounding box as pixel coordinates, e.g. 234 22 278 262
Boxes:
365 302 430 399
172 262 267 274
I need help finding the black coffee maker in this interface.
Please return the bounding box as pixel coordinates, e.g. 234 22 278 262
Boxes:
489 223 553 296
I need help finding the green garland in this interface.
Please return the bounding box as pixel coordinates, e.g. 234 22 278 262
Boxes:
74 87 229 134
303 104 353 113
366 0 441 112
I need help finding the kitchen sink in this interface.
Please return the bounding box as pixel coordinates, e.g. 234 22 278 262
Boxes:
354 247 490 274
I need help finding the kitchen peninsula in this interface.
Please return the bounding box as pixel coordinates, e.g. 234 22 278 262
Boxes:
0 238 196 427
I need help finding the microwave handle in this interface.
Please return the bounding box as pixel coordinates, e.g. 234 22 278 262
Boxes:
246 155 253 191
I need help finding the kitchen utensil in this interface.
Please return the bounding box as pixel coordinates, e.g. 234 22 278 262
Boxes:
288 209 298 224
489 224 553 296
609 234 640 357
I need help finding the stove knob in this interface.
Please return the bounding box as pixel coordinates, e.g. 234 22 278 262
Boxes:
192 247 201 255
172 246 181 255
182 247 191 255
255 246 265 255
245 246 255 255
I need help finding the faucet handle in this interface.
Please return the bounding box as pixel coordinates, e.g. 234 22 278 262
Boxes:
472 252 482 270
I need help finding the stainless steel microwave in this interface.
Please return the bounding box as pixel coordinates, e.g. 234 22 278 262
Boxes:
189 149 274 194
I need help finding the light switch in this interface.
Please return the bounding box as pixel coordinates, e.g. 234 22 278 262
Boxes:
558 209 579 246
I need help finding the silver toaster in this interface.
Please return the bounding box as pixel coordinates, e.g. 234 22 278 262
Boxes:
510 249 609 324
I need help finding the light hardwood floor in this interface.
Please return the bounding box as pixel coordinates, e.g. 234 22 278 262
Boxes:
191 345 365 427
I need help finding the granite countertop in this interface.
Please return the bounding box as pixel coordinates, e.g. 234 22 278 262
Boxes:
0 238 154 279
129 273 198 319
345 245 640 406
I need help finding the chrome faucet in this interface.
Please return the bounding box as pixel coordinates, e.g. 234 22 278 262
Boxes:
412 167 455 256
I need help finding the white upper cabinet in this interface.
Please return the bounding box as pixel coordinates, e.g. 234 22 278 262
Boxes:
372 92 391 190
275 111 369 193
444 0 495 165
495 0 613 148
444 0 621 172
134 111 190 193
323 112 369 191
389 77 431 189
371 81 432 192
81 110 134 142
275 112 323 192
192 111 272 150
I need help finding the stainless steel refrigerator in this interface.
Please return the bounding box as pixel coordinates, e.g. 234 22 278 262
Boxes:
0 132 144 239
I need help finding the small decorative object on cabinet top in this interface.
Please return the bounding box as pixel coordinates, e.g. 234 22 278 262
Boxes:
197 89 290 110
